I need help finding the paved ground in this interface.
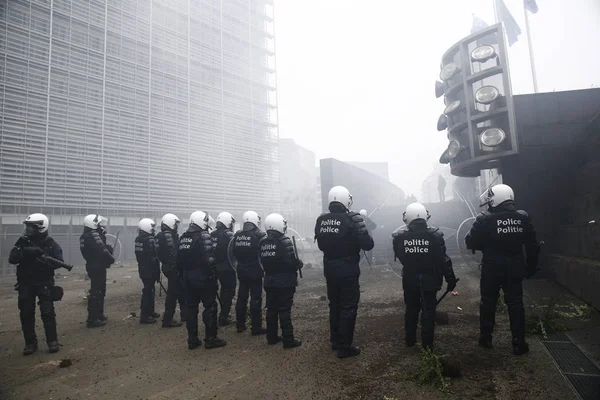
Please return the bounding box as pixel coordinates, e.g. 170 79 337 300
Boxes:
0 255 582 400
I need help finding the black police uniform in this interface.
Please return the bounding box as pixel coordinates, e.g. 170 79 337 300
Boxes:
211 222 237 325
392 219 457 349
135 231 161 323
177 224 226 349
232 222 268 334
314 202 374 358
258 230 303 348
465 202 540 354
80 227 115 327
157 227 186 327
9 233 64 354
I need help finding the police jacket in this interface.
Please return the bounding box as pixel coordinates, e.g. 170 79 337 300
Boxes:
9 233 64 285
392 220 455 291
465 202 540 278
80 227 115 270
314 202 375 278
135 231 160 281
259 231 301 288
156 228 179 271
232 223 267 280
177 224 217 286
211 223 235 271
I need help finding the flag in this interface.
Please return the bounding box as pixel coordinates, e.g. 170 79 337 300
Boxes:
496 0 521 46
524 0 538 14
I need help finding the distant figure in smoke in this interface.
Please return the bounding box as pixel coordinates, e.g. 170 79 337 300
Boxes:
438 175 446 203
465 184 540 355
157 213 185 328
232 211 268 335
211 212 237 326
392 203 457 350
10 213 64 355
178 211 226 350
259 213 303 348
80 214 115 328
135 218 161 324
315 186 374 358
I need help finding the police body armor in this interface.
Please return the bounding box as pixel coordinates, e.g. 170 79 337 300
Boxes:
211 226 235 274
135 232 160 281
232 226 266 280
80 228 114 269
156 229 179 275
259 233 298 288
177 227 216 286
393 226 445 291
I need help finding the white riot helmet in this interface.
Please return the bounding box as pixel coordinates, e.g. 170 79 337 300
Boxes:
189 211 210 230
328 186 353 209
242 210 261 228
359 209 367 217
161 213 180 231
138 218 156 234
403 203 431 225
23 213 49 234
83 214 107 230
208 215 216 231
216 212 235 229
480 184 514 208
264 213 287 234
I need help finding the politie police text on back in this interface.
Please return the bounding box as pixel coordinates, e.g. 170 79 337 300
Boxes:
180 236 192 250
404 238 429 253
319 219 341 234
235 235 252 247
260 243 276 258
497 218 523 234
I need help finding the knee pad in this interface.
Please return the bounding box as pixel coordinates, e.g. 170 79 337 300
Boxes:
39 300 55 317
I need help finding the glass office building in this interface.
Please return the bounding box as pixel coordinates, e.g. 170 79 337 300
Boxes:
0 0 280 218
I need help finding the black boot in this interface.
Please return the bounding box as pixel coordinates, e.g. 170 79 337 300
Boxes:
205 337 227 349
512 338 530 355
23 341 38 356
188 337 202 350
99 314 108 322
479 334 493 349
48 341 59 354
140 316 157 324
151 312 161 319
162 320 183 328
331 342 338 351
268 336 283 345
251 327 268 336
87 319 106 328
337 346 361 359
283 338 302 349
405 333 417 347
219 316 234 327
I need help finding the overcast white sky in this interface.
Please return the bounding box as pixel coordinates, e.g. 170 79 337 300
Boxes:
274 0 600 197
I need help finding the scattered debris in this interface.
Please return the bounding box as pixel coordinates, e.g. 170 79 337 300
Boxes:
451 292 458 296
457 306 463 311
124 276 132 279
113 280 117 283
59 359 72 368
319 295 327 301
124 312 137 321
400 347 451 393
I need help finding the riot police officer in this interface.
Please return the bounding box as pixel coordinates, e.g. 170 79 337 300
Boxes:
157 213 185 328
9 214 64 355
135 218 161 324
211 212 237 326
314 186 374 358
392 203 457 350
232 211 268 335
178 211 226 350
259 213 303 348
466 184 540 355
80 214 115 328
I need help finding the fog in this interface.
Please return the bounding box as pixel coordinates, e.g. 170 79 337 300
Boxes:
275 0 600 196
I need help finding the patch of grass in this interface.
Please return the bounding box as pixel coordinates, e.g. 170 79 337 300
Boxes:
526 300 566 338
496 291 507 314
553 303 594 321
401 347 451 393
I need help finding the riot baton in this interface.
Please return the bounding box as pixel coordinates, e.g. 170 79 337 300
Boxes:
157 276 168 296
437 278 460 305
291 236 303 279
363 250 374 271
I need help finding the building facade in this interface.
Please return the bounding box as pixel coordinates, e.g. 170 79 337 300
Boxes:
0 0 279 267
345 161 390 181
279 138 318 239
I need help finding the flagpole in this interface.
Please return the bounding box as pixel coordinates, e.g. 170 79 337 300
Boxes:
492 0 499 23
523 2 539 93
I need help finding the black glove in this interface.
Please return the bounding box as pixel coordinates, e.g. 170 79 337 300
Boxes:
22 246 44 257
446 277 457 292
106 244 114 254
526 265 538 279
296 259 304 270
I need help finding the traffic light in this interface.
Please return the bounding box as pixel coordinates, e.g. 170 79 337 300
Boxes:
436 24 518 177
